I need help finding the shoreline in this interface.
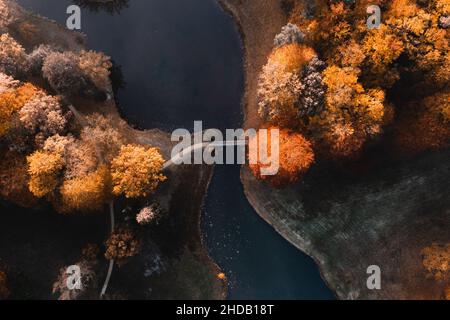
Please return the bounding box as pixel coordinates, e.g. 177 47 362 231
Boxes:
220 0 449 299
220 0 337 299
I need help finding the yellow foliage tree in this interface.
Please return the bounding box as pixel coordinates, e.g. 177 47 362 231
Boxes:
27 150 64 198
280 0 449 158
424 91 450 123
313 66 389 158
361 25 404 87
0 83 41 136
60 165 111 213
111 144 166 198
268 43 316 73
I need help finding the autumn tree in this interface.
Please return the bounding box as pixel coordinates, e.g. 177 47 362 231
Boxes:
81 113 125 163
78 50 112 93
19 93 68 139
27 150 64 198
111 144 166 198
59 165 111 213
43 134 95 180
0 33 29 77
257 0 449 165
105 226 141 262
0 1 14 32
42 52 87 96
0 72 18 94
310 65 390 158
28 44 56 75
268 43 316 74
298 56 326 116
421 243 449 281
274 23 305 47
360 25 403 87
258 42 317 127
249 128 315 188
257 60 302 126
52 259 99 300
42 49 113 97
0 82 41 137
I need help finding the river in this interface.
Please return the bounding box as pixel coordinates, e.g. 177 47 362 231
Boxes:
16 0 333 299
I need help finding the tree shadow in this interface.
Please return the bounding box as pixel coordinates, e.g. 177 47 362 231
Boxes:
72 0 130 15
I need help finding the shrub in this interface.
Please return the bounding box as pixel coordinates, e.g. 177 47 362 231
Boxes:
52 260 98 300
105 226 141 261
136 204 161 225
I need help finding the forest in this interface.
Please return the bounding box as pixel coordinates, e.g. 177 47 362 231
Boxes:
250 0 449 187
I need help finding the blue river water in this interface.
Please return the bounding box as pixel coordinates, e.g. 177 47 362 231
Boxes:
17 0 333 299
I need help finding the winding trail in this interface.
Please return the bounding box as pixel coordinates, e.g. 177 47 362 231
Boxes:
100 201 115 298
65 102 115 299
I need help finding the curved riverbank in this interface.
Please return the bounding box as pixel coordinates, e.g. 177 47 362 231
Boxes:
221 0 450 299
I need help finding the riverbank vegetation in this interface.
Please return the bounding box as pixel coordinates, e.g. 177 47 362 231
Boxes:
0 25 169 297
251 0 449 187
0 32 167 214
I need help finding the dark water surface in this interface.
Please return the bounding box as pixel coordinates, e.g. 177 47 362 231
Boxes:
17 0 333 299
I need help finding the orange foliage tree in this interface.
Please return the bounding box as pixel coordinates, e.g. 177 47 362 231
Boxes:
258 0 449 163
105 226 141 262
421 243 449 281
249 127 314 188
0 83 41 137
